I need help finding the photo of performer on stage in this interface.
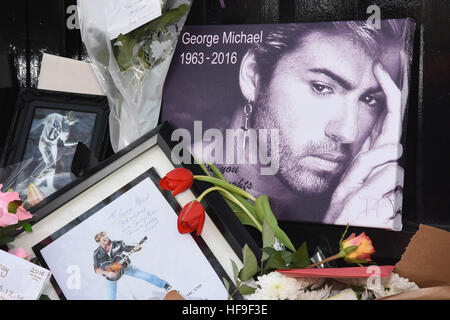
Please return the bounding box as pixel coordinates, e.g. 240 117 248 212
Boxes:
93 231 172 300
17 108 97 203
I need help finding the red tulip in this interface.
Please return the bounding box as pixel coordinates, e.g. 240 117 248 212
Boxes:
177 201 205 236
160 168 194 196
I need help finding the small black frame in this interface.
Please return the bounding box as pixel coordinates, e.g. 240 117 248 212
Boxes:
1 88 110 167
0 88 110 211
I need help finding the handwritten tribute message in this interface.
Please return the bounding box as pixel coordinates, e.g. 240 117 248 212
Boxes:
106 191 159 235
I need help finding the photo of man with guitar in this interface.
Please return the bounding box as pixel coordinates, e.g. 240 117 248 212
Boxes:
93 231 172 300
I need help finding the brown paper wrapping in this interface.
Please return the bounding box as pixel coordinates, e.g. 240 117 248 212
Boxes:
394 224 450 288
378 286 450 300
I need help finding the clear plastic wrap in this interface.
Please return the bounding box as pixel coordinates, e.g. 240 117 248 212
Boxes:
77 0 191 151
0 148 77 209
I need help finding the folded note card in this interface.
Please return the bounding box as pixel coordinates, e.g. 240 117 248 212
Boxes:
0 250 51 300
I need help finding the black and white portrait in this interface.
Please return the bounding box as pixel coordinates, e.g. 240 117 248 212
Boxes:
161 19 415 230
21 108 97 198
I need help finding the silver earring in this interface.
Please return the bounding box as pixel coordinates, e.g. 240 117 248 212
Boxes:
242 99 253 150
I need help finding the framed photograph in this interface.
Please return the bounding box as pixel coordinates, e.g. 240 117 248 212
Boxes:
1 88 109 208
10 122 259 300
33 168 236 300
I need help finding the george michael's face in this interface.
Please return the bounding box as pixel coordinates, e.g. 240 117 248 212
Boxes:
253 31 387 196
99 234 111 249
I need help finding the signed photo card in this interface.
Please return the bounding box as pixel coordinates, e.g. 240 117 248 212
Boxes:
33 169 231 300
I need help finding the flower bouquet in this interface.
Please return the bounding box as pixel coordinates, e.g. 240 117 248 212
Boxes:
160 162 422 300
0 185 33 246
78 0 192 151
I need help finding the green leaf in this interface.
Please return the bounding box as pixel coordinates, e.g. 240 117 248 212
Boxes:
209 163 226 181
291 242 310 269
8 200 22 214
0 237 15 246
263 251 288 273
138 47 151 69
223 198 260 230
23 223 33 233
113 35 137 71
238 245 259 281
262 220 275 261
339 224 350 248
279 250 294 265
233 194 258 218
113 4 191 71
194 155 211 176
239 284 257 296
231 260 239 285
254 196 295 252
0 223 22 234
222 277 230 297
262 247 277 256
210 162 260 229
343 245 359 255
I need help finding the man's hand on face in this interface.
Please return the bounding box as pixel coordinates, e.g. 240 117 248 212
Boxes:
324 54 408 229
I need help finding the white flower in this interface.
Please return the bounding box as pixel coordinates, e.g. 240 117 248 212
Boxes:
245 273 332 300
297 284 332 300
296 277 326 290
327 289 359 300
149 39 174 62
371 273 419 298
246 272 301 300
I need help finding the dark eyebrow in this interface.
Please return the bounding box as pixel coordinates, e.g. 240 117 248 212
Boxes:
309 68 355 91
364 87 384 96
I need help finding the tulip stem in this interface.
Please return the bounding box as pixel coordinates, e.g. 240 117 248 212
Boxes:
196 186 262 232
193 176 257 202
220 190 263 232
304 253 342 269
197 187 224 202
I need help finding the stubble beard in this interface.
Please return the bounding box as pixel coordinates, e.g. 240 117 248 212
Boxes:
253 90 347 198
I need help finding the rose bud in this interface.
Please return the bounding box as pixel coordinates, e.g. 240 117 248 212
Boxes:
177 201 205 236
8 247 33 260
160 168 194 196
340 232 375 264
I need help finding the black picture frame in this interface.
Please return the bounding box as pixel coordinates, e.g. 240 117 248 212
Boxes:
33 167 241 300
2 88 109 166
0 88 110 210
10 122 259 299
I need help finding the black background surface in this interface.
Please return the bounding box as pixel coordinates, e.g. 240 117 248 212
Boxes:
0 0 449 263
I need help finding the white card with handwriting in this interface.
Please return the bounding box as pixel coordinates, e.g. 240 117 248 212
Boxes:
0 250 51 300
107 0 162 40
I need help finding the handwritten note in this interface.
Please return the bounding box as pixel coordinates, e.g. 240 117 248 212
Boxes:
106 186 159 235
107 0 162 40
0 250 50 300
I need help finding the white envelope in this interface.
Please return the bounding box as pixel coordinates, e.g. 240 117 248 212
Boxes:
38 53 105 96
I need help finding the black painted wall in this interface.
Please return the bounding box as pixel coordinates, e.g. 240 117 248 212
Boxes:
0 0 449 231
